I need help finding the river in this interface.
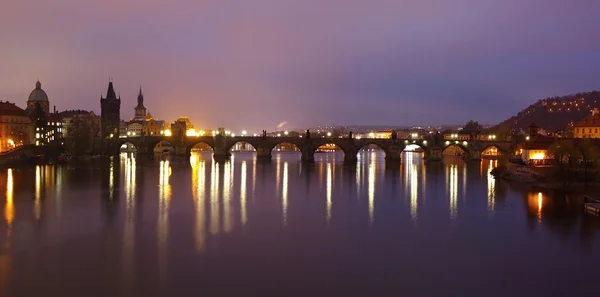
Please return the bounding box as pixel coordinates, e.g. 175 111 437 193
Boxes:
1 151 599 297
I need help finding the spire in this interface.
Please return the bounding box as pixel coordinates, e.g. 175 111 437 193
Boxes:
35 80 41 89
106 81 117 99
137 86 144 108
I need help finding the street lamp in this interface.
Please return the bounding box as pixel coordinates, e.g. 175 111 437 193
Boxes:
327 132 332 137
242 130 247 136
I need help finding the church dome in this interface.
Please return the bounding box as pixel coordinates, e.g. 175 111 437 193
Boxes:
27 81 49 102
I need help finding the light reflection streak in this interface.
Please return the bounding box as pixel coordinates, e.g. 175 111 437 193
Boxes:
55 166 63 218
462 164 467 200
240 161 247 227
223 161 233 233
282 162 289 226
368 163 375 224
487 160 497 216
449 164 458 220
125 157 136 219
326 163 332 224
192 158 207 252
404 153 412 201
109 158 115 201
123 157 136 283
5 169 14 236
410 163 418 222
209 163 220 234
34 165 41 220
537 192 543 223
158 160 171 287
356 157 362 195
252 159 256 201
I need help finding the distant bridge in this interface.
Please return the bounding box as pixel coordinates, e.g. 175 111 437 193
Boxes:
108 134 515 163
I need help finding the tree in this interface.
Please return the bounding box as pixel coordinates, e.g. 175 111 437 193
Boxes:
563 125 574 138
496 123 511 140
548 139 578 187
68 116 93 155
578 139 599 186
463 120 482 133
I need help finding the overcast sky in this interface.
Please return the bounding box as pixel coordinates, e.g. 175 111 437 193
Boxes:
1 0 599 132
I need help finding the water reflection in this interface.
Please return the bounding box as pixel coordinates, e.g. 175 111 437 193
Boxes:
124 157 136 218
368 162 375 224
158 160 171 286
528 192 546 224
223 161 233 233
282 161 289 227
447 164 458 220
407 155 419 222
326 163 332 224
210 163 220 235
1 155 599 297
34 165 42 220
5 169 14 236
487 160 497 216
240 161 247 227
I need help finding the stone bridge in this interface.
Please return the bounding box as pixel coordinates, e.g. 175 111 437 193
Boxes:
108 134 515 163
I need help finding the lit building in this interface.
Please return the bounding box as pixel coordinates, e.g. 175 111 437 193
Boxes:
143 116 162 136
520 125 555 166
0 101 32 152
573 108 600 138
127 122 143 137
24 80 62 145
443 131 472 141
520 141 553 165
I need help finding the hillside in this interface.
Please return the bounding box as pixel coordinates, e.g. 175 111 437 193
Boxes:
497 91 600 132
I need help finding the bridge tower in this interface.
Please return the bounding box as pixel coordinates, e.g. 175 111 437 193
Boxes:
100 81 121 141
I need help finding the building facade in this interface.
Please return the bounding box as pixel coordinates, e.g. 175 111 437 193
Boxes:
573 108 600 138
0 101 32 152
100 81 121 139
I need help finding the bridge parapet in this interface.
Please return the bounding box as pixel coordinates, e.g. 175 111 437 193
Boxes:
107 135 510 162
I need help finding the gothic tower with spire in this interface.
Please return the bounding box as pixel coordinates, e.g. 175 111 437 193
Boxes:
100 81 121 139
134 86 147 120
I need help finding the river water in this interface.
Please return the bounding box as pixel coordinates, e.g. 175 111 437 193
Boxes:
0 151 599 297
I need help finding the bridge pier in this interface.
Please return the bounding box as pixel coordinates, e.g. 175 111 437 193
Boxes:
256 147 272 160
301 149 314 163
426 148 443 162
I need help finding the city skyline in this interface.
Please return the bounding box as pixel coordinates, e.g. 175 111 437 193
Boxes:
2 0 600 131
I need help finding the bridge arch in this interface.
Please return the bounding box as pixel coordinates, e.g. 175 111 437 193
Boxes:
225 139 259 152
270 141 302 152
188 140 215 153
313 142 347 162
119 141 137 152
151 140 176 155
481 144 504 158
442 141 470 157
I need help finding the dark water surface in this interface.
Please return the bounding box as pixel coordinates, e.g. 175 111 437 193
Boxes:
1 151 599 297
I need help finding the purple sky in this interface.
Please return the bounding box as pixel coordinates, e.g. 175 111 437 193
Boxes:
1 0 599 132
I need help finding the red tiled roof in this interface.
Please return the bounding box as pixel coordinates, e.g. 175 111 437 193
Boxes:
573 113 600 127
0 101 29 117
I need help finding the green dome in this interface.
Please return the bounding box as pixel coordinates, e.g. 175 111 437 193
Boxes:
28 81 49 102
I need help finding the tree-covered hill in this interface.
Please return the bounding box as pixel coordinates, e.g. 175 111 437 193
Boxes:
497 91 600 132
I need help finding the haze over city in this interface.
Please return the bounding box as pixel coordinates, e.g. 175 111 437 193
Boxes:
2 0 600 131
